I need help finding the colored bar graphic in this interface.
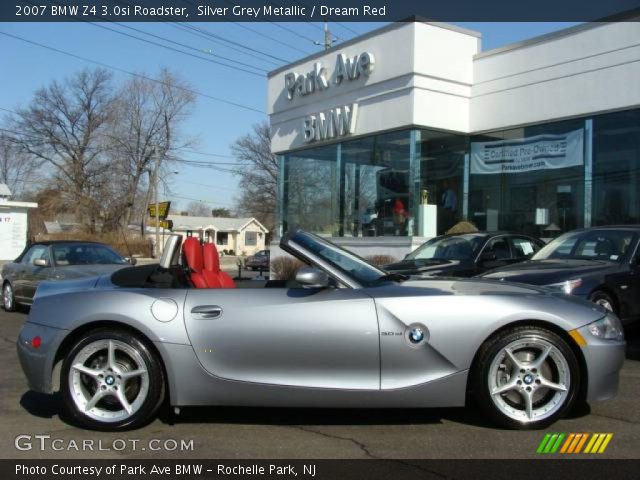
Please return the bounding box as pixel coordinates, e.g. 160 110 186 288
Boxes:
537 433 613 454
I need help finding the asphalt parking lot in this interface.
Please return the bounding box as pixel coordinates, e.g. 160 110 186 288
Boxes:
1 308 639 460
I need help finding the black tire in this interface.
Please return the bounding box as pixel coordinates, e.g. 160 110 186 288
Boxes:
61 329 165 431
589 290 617 315
2 282 16 312
471 325 580 430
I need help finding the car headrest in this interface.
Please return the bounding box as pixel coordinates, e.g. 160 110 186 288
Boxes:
203 243 221 273
183 237 204 273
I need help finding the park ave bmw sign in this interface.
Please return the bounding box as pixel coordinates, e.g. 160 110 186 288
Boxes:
283 52 375 143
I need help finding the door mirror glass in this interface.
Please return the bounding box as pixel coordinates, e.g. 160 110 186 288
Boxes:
295 267 329 289
33 258 50 267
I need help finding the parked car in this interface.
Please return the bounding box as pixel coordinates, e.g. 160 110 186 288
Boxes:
384 232 545 277
2 241 133 311
481 226 640 324
245 249 270 271
17 230 624 431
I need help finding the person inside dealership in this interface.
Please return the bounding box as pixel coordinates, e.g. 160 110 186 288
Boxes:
392 198 409 235
440 180 458 233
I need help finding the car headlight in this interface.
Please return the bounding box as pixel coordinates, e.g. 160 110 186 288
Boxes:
546 278 582 294
587 313 624 341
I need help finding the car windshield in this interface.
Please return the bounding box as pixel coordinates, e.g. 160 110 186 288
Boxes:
532 230 636 262
407 234 486 261
52 244 127 266
289 231 387 286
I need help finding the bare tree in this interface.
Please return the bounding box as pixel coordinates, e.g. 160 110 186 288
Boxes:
0 133 42 199
231 121 277 231
103 69 196 231
10 68 114 231
211 207 232 217
185 200 211 217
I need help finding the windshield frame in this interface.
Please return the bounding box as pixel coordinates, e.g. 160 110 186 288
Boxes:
281 230 388 288
406 233 488 262
51 242 128 267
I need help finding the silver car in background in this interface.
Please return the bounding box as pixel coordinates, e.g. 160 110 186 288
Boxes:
17 230 625 431
2 241 133 311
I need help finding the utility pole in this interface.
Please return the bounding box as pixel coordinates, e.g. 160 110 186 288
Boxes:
315 22 336 50
324 22 332 50
152 146 161 258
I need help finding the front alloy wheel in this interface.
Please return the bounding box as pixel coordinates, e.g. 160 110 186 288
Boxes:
473 326 579 429
2 282 15 312
61 329 164 430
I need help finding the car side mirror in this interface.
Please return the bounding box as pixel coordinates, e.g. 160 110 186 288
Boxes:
295 267 329 289
126 257 137 266
480 251 497 262
33 258 50 267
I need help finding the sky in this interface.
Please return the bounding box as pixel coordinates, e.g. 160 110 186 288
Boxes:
0 21 579 212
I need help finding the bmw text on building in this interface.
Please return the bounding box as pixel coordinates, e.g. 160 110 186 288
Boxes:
267 19 640 256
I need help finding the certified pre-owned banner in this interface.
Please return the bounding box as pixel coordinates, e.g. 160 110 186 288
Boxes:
470 129 584 175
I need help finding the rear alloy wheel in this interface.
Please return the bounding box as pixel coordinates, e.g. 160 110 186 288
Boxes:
473 326 579 429
589 291 616 314
61 329 164 430
2 282 15 312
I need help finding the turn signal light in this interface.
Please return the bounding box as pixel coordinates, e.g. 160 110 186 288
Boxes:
31 336 42 349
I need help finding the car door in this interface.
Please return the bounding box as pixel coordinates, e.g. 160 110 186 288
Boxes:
477 236 514 272
509 236 542 264
21 245 54 301
12 245 46 301
184 286 380 390
606 235 640 321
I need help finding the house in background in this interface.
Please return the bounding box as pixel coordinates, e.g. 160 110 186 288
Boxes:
167 215 269 256
0 184 38 261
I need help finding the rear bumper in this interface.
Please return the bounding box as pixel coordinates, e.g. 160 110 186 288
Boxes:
17 322 69 394
576 324 626 402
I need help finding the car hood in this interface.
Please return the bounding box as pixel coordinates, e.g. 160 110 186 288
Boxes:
480 259 618 285
385 258 468 276
34 275 103 300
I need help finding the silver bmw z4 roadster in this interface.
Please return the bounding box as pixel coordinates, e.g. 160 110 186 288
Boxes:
17 229 625 431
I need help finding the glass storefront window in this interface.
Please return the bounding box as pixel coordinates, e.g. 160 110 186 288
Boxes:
592 109 640 226
469 118 585 238
342 130 412 237
281 145 338 236
419 130 467 235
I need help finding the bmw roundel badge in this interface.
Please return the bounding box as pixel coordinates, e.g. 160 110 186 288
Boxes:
409 327 424 344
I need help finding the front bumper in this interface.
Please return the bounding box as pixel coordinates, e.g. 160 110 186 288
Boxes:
17 322 69 394
575 323 626 402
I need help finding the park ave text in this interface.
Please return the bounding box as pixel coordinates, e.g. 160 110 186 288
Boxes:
16 463 317 477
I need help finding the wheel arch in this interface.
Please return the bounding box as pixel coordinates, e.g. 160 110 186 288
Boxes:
465 318 588 406
51 320 170 401
587 286 619 313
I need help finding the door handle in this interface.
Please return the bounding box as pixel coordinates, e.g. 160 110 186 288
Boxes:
191 305 222 319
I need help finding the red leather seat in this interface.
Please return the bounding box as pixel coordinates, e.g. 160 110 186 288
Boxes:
182 237 207 289
203 243 236 288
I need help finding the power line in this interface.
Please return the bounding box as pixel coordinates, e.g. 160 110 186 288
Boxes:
169 23 281 68
270 22 317 44
229 22 310 56
88 22 265 77
112 22 268 72
177 22 293 63
0 31 265 114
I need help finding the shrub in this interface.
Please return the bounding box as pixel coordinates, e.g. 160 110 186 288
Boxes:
365 255 397 266
446 220 479 235
271 256 306 281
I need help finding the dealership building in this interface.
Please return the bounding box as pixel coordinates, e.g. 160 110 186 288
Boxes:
267 19 640 256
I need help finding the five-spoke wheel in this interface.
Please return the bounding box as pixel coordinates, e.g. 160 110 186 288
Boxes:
61 329 164 430
473 326 579 429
